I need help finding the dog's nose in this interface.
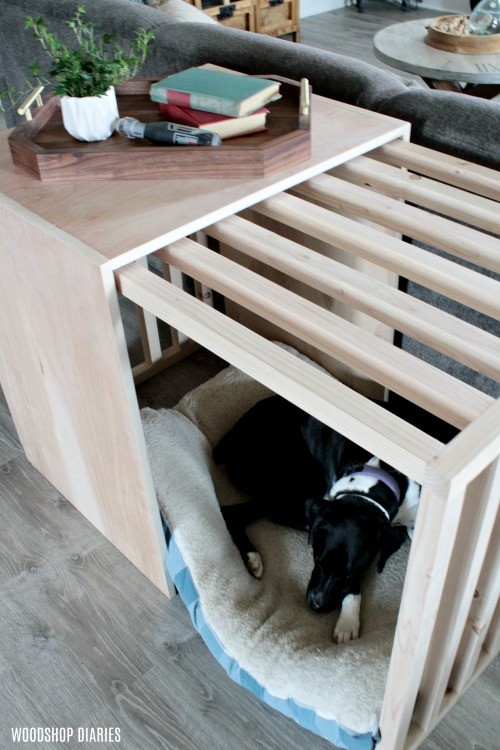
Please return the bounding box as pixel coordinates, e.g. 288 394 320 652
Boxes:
308 590 325 611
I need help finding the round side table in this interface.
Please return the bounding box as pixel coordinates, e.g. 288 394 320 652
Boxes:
374 18 500 98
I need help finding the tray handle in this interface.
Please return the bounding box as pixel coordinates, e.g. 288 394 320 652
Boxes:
17 85 45 121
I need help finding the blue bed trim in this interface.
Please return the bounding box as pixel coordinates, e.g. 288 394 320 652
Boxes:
161 517 378 750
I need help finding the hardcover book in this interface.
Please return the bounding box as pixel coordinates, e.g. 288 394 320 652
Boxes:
157 103 269 139
150 67 281 117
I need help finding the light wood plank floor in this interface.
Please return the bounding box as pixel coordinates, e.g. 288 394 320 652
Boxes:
1 4 499 749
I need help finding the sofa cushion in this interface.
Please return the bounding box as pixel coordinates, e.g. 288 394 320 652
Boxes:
151 0 218 23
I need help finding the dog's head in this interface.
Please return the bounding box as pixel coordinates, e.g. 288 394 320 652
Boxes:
305 498 407 613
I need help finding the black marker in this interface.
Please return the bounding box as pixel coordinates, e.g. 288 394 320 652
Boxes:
115 116 222 146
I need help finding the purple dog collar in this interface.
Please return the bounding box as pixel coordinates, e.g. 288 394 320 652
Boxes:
351 465 401 502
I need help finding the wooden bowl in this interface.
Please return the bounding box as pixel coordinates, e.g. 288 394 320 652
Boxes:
426 16 500 54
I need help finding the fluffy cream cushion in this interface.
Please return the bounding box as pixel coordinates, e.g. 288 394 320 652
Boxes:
151 0 218 23
142 352 410 735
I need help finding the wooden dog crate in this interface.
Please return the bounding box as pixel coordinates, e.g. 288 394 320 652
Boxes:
0 90 498 749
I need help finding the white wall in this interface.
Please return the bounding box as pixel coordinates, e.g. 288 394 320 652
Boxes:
300 0 343 19
299 0 470 17
419 0 469 11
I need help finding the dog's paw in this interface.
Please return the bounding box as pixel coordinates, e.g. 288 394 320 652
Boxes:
333 594 361 644
333 618 360 644
245 551 263 579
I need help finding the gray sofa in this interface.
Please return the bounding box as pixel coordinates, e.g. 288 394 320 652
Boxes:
1 0 499 168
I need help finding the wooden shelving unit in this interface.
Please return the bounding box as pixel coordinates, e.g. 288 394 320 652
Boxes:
187 0 300 41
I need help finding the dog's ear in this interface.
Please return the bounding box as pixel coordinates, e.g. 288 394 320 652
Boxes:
377 524 407 573
305 498 324 545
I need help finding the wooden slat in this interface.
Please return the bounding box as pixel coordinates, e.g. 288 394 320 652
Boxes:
331 156 500 235
131 339 200 385
252 192 500 320
378 481 467 750
192 230 216 309
135 307 162 363
166 262 188 346
379 397 500 748
450 503 500 693
208 215 500 380
135 257 163 365
410 406 500 730
116 263 442 482
158 239 492 430
425 399 500 495
484 599 500 657
371 141 500 201
403 646 498 750
413 459 500 730
230 210 399 398
292 173 500 274
132 258 201 382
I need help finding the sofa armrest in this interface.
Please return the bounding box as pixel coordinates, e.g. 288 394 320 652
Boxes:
376 89 500 170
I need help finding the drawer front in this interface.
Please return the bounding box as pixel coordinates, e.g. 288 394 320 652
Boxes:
204 0 256 31
256 0 297 37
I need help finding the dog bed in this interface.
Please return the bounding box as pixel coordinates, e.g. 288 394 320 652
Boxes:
141 349 411 749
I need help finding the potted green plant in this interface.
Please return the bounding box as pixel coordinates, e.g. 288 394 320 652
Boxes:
13 5 154 141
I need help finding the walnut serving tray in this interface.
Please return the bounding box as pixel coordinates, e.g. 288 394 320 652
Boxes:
8 76 311 181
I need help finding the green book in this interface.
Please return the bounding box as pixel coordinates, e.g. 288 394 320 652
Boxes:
150 67 281 118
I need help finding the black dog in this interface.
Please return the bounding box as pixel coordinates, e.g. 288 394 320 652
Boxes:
213 394 456 643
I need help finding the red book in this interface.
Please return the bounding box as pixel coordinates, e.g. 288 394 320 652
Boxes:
157 103 268 140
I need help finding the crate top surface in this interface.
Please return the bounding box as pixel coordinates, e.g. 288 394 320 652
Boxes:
0 94 409 267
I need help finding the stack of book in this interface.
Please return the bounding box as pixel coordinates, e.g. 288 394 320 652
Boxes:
149 66 281 140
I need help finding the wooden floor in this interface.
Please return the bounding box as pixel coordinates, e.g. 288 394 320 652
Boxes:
300 2 444 79
1 4 499 749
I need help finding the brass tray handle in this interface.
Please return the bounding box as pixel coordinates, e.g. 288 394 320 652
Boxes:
297 78 311 130
17 85 45 121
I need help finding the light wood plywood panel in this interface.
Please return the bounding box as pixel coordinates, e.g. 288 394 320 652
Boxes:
0 197 170 595
0 99 409 267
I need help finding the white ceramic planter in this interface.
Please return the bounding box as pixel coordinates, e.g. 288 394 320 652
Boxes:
60 86 119 142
